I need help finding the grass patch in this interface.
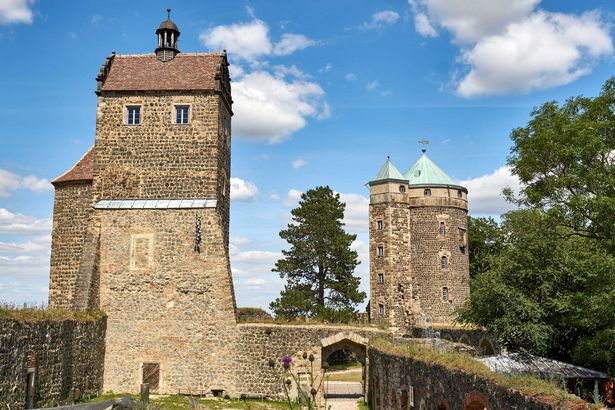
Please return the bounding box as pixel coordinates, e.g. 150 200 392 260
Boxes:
0 302 105 322
80 392 299 409
327 362 362 372
326 370 363 383
357 399 370 410
371 337 600 409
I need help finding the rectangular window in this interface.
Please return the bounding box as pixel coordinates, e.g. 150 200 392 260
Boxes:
377 246 384 257
378 303 385 315
378 273 384 284
439 221 446 235
377 220 383 230
399 185 406 193
130 234 153 270
424 188 431 197
457 190 463 198
175 105 190 124
126 105 141 125
442 287 449 301
441 256 448 270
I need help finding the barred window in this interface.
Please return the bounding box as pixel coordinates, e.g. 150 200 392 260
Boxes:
175 105 190 124
126 105 141 125
441 256 448 270
442 287 449 301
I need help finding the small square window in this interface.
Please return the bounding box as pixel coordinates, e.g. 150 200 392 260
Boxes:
378 303 385 315
377 246 384 257
126 105 141 125
424 188 431 197
378 273 384 284
175 105 190 124
377 220 383 230
442 287 449 301
439 221 446 235
399 185 406 193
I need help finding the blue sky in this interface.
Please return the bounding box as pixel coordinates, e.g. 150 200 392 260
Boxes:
0 0 613 309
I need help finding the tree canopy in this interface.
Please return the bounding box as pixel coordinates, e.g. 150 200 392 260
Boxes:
459 77 615 377
270 186 365 321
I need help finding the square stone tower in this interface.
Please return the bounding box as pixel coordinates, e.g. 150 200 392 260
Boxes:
48 11 237 393
368 150 470 330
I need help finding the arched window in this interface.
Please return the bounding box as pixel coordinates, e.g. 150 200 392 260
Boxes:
399 185 406 193
378 304 385 315
378 246 384 257
457 190 463 198
479 338 495 356
441 256 448 270
439 221 446 235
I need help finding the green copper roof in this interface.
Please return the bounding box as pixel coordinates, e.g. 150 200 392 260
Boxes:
404 152 457 186
372 158 406 182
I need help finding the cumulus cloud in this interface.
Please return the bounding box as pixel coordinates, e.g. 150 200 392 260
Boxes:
0 169 51 197
232 71 327 143
366 81 380 91
408 0 613 97
200 19 315 61
361 10 401 30
0 208 51 235
457 11 613 97
460 166 521 215
230 177 259 202
0 0 34 25
338 193 369 233
291 159 306 169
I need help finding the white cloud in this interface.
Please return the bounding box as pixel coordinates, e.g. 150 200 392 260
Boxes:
345 73 357 81
291 159 306 169
361 10 401 30
339 193 369 233
0 0 34 25
284 189 303 207
460 166 521 215
244 278 266 287
320 63 333 73
0 208 51 235
230 177 259 202
408 0 613 97
233 71 328 143
0 169 51 197
366 81 380 91
269 193 281 200
200 20 272 61
457 11 613 97
200 20 315 61
273 33 316 56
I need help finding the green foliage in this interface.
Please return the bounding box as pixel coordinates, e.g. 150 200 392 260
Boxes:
270 186 365 321
508 77 615 249
468 216 505 277
460 206 615 374
0 302 106 322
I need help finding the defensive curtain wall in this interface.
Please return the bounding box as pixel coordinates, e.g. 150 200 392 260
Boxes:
0 315 106 409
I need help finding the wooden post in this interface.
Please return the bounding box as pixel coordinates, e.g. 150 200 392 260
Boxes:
140 383 150 404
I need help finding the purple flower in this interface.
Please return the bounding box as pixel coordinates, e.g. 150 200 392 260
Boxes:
281 355 293 369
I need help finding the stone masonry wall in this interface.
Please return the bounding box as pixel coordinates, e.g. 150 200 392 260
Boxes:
48 182 93 309
92 92 227 202
0 316 106 409
368 346 569 410
98 208 237 394
231 324 386 398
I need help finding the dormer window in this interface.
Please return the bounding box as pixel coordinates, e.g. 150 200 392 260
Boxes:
126 105 141 125
175 105 190 124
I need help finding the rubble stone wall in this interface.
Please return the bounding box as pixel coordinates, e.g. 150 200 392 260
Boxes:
0 316 106 409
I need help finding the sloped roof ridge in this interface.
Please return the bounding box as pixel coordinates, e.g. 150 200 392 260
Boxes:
52 146 94 186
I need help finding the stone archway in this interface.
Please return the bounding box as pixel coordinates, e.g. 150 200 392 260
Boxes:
464 391 491 410
320 332 368 399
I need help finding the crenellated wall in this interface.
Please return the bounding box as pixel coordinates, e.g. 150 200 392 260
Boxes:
0 315 106 409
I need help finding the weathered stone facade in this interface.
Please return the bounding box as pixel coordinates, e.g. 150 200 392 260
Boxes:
369 163 470 328
368 345 590 409
0 316 106 409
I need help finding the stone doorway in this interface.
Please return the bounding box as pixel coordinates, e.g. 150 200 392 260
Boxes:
320 332 368 404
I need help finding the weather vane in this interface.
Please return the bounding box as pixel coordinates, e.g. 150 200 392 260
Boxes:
419 139 429 153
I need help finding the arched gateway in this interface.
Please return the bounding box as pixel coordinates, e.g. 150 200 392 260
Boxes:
320 331 369 398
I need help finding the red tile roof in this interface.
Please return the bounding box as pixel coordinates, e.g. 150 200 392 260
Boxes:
100 53 226 92
52 146 94 186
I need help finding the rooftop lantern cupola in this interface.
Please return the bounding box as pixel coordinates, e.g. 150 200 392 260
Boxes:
155 8 180 62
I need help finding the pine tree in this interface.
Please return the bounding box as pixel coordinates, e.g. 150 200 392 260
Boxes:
270 186 365 321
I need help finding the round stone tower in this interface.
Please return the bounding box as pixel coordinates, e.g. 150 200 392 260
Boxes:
368 149 469 330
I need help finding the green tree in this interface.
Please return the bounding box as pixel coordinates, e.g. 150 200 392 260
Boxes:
468 216 505 278
458 209 615 372
270 186 365 321
507 77 615 248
